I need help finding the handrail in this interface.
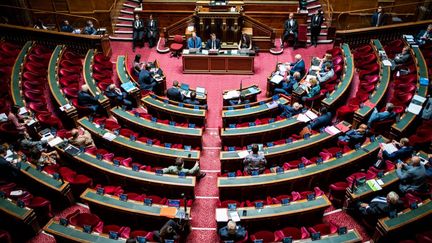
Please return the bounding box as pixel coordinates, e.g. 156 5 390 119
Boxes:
163 14 195 38
336 1 425 29
336 19 432 35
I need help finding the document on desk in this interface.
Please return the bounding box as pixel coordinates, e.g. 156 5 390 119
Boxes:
237 150 250 159
296 113 310 123
278 64 287 73
324 126 341 135
216 208 229 222
407 103 423 115
270 74 284 84
305 110 318 120
196 87 206 95
412 94 426 104
223 90 240 100
102 132 117 141
201 49 209 55
229 211 240 222
366 179 382 191
266 101 278 109
382 60 392 67
381 143 398 154
48 137 64 147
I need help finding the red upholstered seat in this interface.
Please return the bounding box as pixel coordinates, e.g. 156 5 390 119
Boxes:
28 196 52 218
63 51 81 60
60 59 82 68
308 223 338 235
130 230 154 241
63 87 79 98
36 112 62 128
346 171 376 184
170 35 184 58
68 211 101 229
250 231 276 242
356 53 377 67
326 47 342 57
127 193 144 201
332 55 343 66
119 128 139 138
275 227 302 241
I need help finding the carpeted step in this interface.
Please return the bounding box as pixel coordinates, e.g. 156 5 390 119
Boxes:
120 9 134 15
115 30 133 34
118 16 134 21
307 3 321 10
306 39 333 44
115 23 133 28
109 36 133 41
123 3 138 9
307 31 328 36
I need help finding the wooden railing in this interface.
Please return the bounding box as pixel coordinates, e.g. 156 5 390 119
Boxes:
0 24 111 57
242 14 276 50
334 19 432 47
163 14 195 40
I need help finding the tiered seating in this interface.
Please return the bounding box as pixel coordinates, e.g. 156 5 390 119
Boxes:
42 164 92 198
10 41 32 108
0 41 21 113
111 107 203 148
408 119 432 150
321 44 355 109
82 49 110 108
222 84 261 106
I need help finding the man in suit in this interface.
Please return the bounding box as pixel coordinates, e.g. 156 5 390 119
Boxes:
316 63 334 83
83 20 97 35
138 67 157 92
243 144 267 175
390 46 411 70
367 103 396 127
238 32 252 50
396 156 428 193
132 14 145 52
69 127 95 148
310 9 324 47
184 91 200 105
278 102 303 118
381 138 413 161
166 80 184 102
358 191 401 218
274 71 301 96
282 13 298 49
205 33 221 50
289 54 305 76
338 124 368 147
219 220 247 242
0 144 21 180
60 20 74 33
146 14 158 48
187 31 202 50
162 157 206 179
309 107 332 131
371 6 386 27
78 85 101 113
416 24 432 46
104 84 133 109
229 94 250 106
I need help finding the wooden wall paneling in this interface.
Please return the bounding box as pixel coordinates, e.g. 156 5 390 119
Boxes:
26 0 55 11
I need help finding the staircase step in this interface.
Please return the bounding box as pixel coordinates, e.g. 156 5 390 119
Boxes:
115 30 133 34
123 3 138 9
128 0 141 3
109 36 133 41
118 16 134 21
306 0 318 3
115 23 133 28
307 39 333 44
307 25 328 29
120 9 134 15
307 4 321 10
307 32 328 36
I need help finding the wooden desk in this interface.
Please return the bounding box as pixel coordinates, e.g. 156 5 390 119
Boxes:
182 52 254 74
115 55 141 103
48 45 78 121
81 188 191 220
10 41 33 107
19 161 74 205
374 199 432 242
390 45 429 138
222 85 261 106
78 117 200 165
111 107 203 148
321 43 354 110
83 49 110 109
56 146 196 198
353 39 390 127
218 136 383 199
0 196 39 236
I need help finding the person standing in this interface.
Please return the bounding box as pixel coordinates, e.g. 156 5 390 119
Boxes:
310 9 324 47
146 14 158 48
371 6 386 27
132 14 144 52
282 13 298 49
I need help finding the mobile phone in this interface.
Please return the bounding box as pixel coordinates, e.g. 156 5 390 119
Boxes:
242 210 247 216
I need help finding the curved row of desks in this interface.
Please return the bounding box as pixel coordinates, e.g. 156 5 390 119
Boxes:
48 45 78 121
390 45 429 138
353 39 391 127
83 49 110 108
321 43 355 109
78 117 200 164
218 136 383 200
10 41 33 107
111 107 203 147
0 194 39 236
55 144 195 197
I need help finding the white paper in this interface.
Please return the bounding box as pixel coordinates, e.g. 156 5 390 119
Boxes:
26 119 36 126
278 64 287 73
305 110 318 120
229 211 240 222
0 113 7 122
324 126 341 135
382 60 392 67
237 150 249 158
196 87 206 94
201 50 209 55
413 95 426 104
48 137 64 147
102 132 117 141
19 107 28 115
223 90 240 100
41 133 54 141
10 190 23 196
216 208 229 222
296 114 311 123
182 49 189 55
266 101 279 109
270 74 284 84
376 179 384 186
310 65 321 71
407 103 423 115
381 143 398 154
231 50 238 55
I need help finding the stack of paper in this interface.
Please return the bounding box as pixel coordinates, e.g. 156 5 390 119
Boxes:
201 50 209 55
59 103 72 111
324 126 341 135
223 90 240 99
382 60 392 67
366 179 382 191
296 114 311 123
19 107 28 115
216 208 229 222
121 81 137 92
196 87 206 94
381 143 398 154
266 101 278 109
48 137 64 147
305 110 318 120
229 211 240 222
237 150 249 158
182 49 190 55
278 64 287 73
270 74 284 84
407 103 423 115
102 132 117 141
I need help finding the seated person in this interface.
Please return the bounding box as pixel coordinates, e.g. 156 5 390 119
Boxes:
167 80 184 102
390 46 411 71
310 53 333 73
416 24 432 46
338 124 368 147
288 54 305 76
153 219 183 243
19 131 48 158
301 77 321 102
278 102 303 118
7 105 30 133
37 150 59 167
60 20 74 33
69 127 95 148
426 154 432 178
162 157 206 179
357 191 402 219
316 63 335 83
229 94 249 106
132 54 144 76
309 107 332 131
33 19 47 30
380 137 413 161
243 144 267 175
238 32 252 50
83 20 97 35
219 220 247 242
184 91 200 105
274 71 301 95
205 33 221 50
138 67 158 91
105 84 133 109
187 31 202 50
78 85 102 113
367 103 396 127
396 155 428 193
0 145 21 180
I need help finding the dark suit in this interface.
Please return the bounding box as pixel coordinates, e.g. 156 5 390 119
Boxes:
0 156 19 180
146 19 158 47
309 111 332 130
278 104 301 118
219 226 247 241
239 34 251 49
205 38 221 49
282 18 298 47
382 146 413 161
371 12 386 27
133 19 145 48
416 30 432 46
397 164 427 193
338 130 366 147
274 76 299 95
359 196 401 218
61 25 74 33
310 14 324 46
290 59 305 76
138 69 157 91
105 87 132 109
78 91 100 112
184 98 200 105
167 87 184 102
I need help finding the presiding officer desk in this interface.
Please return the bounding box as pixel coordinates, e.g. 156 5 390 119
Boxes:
218 136 383 200
182 49 255 74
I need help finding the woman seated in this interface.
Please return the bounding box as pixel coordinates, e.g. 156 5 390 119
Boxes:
301 77 321 102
